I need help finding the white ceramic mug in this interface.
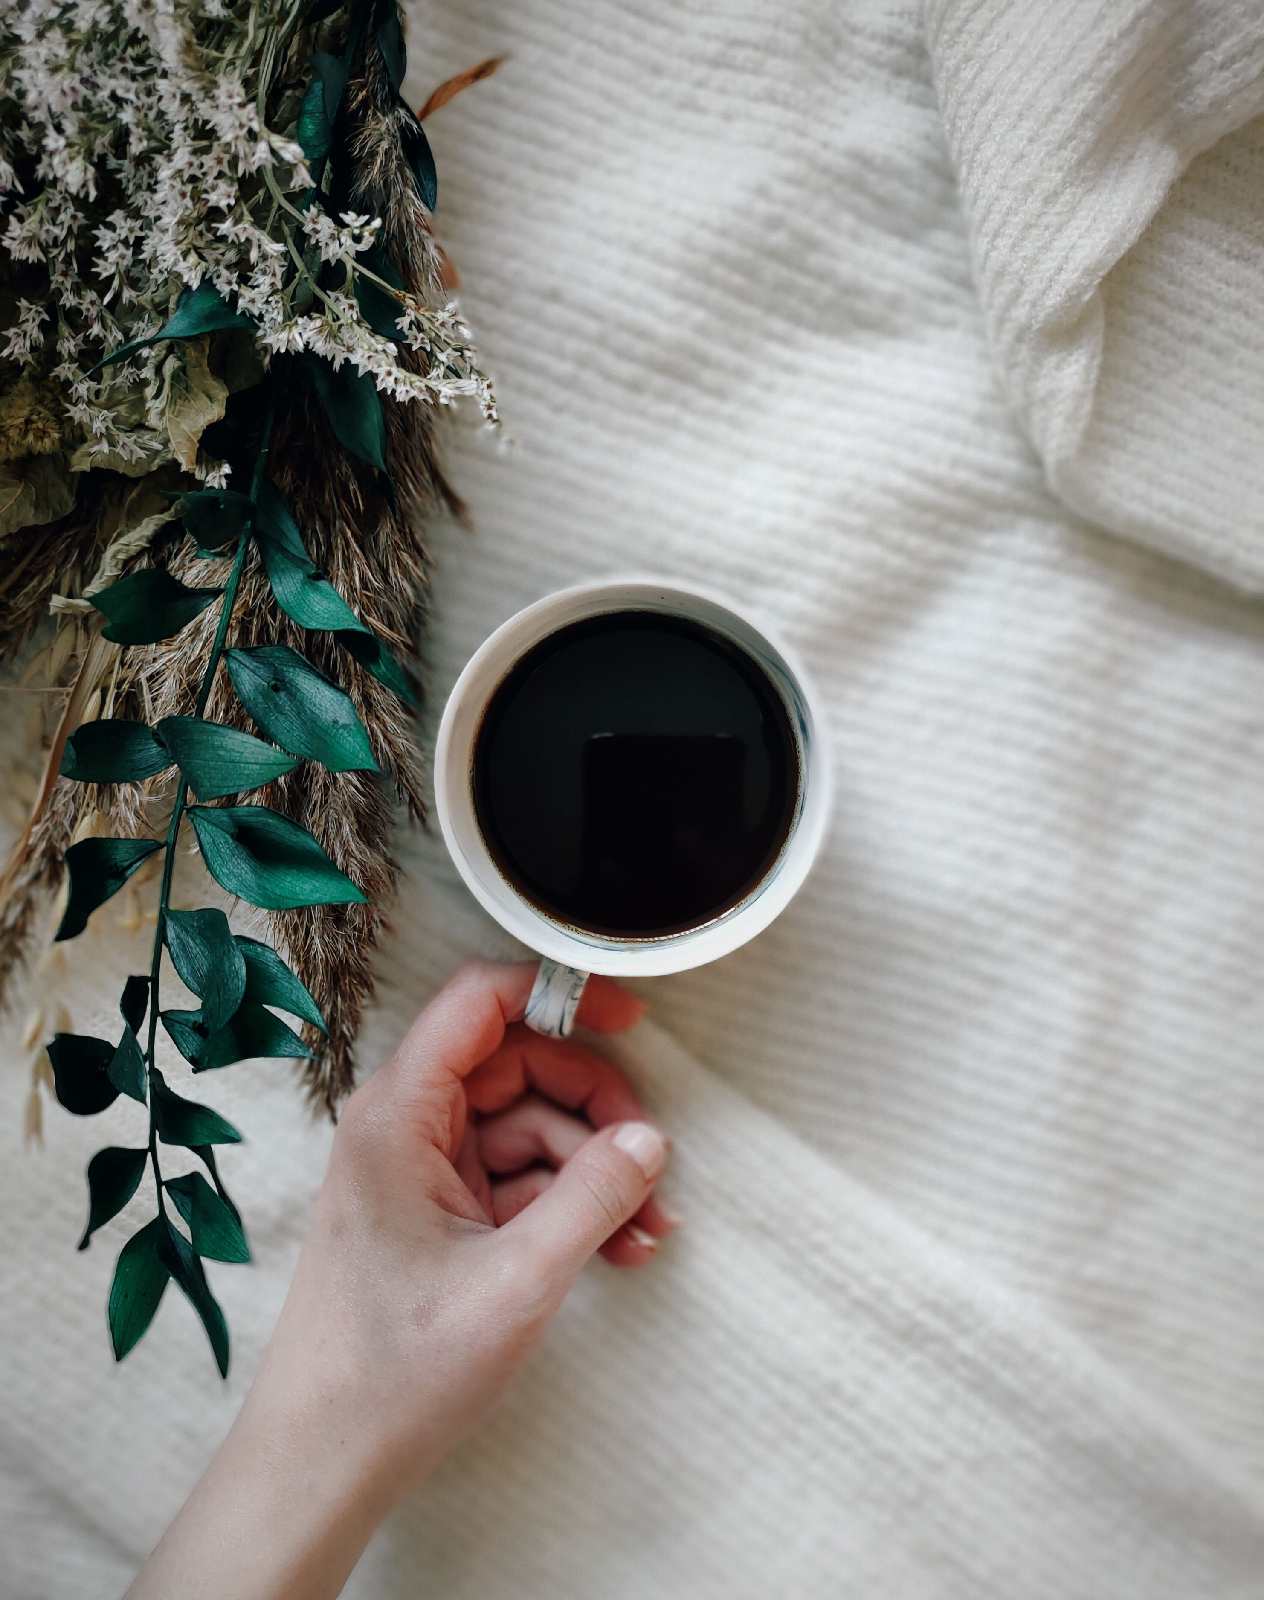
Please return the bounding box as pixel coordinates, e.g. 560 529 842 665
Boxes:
434 577 830 1035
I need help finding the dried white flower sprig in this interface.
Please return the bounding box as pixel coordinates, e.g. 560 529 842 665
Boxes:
0 0 495 486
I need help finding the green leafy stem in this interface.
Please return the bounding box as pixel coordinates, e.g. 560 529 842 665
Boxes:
41 0 441 1377
49 270 426 1381
44 0 437 1379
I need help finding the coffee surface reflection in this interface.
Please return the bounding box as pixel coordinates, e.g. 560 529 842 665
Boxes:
472 611 798 938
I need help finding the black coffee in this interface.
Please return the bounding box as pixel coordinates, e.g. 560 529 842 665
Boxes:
472 610 799 938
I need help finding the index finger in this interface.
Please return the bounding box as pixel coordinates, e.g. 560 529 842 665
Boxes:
465 1025 648 1127
383 960 645 1092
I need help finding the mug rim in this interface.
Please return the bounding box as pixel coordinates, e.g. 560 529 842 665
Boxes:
433 575 831 977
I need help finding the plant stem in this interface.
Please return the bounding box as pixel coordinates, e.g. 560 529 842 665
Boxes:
142 384 278 1215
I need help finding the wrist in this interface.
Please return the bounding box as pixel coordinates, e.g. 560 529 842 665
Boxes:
234 1321 414 1533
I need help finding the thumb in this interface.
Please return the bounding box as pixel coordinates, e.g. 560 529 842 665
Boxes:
498 1121 668 1294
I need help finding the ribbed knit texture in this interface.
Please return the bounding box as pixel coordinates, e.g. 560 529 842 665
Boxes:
926 0 1264 589
2 3 1262 1596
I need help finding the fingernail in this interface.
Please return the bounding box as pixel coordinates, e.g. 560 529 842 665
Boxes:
613 1121 667 1180
655 1200 685 1230
627 1224 658 1251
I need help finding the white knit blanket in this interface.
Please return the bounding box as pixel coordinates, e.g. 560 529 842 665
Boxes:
3 3 1263 1596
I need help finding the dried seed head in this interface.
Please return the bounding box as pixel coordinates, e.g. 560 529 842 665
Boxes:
114 884 142 935
24 1086 43 1146
34 1049 55 1091
70 809 106 844
133 851 163 886
20 1006 44 1051
44 870 71 938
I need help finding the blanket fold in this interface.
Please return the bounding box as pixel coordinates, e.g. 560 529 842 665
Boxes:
927 0 1264 590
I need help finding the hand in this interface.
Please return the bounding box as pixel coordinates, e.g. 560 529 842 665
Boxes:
127 960 674 1600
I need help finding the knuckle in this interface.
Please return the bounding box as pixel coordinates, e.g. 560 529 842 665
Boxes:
447 959 516 1038
577 1159 635 1236
452 957 500 999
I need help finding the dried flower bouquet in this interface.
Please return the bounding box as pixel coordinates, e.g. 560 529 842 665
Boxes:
0 0 498 1372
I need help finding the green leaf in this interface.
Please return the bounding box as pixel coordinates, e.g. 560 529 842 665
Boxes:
119 975 150 1033
159 1009 212 1067
111 984 151 1101
108 1026 148 1103
376 11 406 90
254 479 309 563
56 836 164 941
179 489 253 555
164 907 247 1030
303 0 345 21
189 805 367 910
298 353 387 470
91 283 252 373
47 1034 120 1115
91 568 222 646
161 283 253 341
165 1171 251 1264
309 50 348 122
398 101 438 211
257 538 368 635
338 629 419 707
150 1067 242 1147
361 243 405 291
296 76 331 161
162 1000 312 1072
224 645 378 772
60 719 172 784
157 1218 230 1377
155 716 298 800
108 1218 169 1362
192 1143 229 1195
212 1001 313 1067
354 274 405 340
237 936 327 1033
79 1147 149 1250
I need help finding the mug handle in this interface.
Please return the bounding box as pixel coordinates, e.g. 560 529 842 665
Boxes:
524 958 589 1038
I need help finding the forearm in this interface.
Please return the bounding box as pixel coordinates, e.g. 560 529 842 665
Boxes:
125 1362 396 1600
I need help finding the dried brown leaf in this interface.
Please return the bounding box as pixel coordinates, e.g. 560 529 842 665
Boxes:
165 339 228 473
24 1085 42 1145
0 453 75 539
0 630 115 923
417 55 505 120
436 245 460 291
